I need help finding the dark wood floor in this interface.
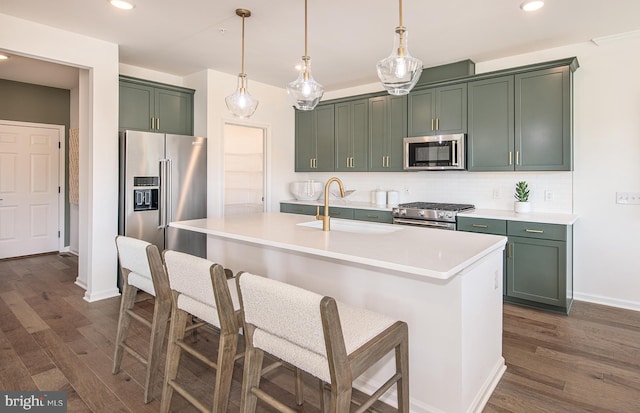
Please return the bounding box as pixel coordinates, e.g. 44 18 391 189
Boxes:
0 253 639 412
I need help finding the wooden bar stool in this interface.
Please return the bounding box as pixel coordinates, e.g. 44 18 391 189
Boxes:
160 250 242 413
113 235 172 403
236 272 410 413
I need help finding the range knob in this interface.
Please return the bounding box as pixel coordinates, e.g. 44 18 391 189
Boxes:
418 210 425 217
447 212 453 219
400 209 407 216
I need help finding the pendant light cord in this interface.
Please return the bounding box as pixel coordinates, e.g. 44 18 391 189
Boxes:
304 0 308 58
398 0 403 27
241 14 246 76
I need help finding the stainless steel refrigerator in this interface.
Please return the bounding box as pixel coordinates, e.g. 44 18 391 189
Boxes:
118 130 207 259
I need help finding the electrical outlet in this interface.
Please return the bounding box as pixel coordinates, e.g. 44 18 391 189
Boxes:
492 188 500 199
544 190 553 201
617 192 640 204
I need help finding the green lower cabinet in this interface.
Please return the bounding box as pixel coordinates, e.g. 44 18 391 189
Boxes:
326 207 354 219
280 203 391 224
458 216 573 313
506 236 567 309
353 209 393 224
280 203 318 216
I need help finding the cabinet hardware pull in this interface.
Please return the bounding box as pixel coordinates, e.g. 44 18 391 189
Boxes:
386 156 390 167
516 151 519 165
346 157 349 168
151 117 155 129
310 158 313 168
525 229 544 233
436 117 439 130
507 243 512 258
156 118 160 130
366 214 379 218
314 158 317 168
382 156 386 167
509 151 513 165
431 118 434 131
472 224 489 228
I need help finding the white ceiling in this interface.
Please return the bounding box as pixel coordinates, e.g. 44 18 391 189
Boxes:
1 0 640 91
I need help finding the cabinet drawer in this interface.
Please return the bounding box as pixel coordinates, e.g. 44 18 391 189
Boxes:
353 209 393 224
457 217 506 235
507 221 566 241
327 207 354 219
280 203 317 216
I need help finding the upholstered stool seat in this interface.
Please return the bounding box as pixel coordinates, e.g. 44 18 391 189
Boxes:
160 250 240 413
237 273 410 413
113 235 172 403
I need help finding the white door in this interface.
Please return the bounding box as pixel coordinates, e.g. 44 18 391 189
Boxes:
223 124 266 216
0 122 60 259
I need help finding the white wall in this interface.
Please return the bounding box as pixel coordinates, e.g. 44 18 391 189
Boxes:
183 70 296 219
0 13 120 302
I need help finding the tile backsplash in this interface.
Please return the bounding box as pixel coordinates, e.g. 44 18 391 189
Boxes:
292 171 573 213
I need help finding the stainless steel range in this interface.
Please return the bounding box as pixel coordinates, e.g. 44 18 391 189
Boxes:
392 202 475 230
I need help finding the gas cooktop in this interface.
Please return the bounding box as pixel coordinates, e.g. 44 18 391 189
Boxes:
398 202 475 212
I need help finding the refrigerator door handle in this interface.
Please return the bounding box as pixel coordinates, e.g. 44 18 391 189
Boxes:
166 158 172 227
159 159 167 229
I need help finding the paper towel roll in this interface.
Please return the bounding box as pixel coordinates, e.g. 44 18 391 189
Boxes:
375 190 387 206
387 190 399 206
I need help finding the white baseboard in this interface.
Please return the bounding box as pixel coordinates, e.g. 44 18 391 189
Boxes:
574 293 640 312
74 278 87 289
83 288 120 302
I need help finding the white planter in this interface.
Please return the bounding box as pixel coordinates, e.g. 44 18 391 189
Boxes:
514 201 531 213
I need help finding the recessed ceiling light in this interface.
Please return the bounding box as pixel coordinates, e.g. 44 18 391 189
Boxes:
110 0 134 10
520 0 544 12
0 54 9 61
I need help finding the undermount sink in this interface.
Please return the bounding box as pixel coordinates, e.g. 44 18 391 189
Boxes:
296 219 402 234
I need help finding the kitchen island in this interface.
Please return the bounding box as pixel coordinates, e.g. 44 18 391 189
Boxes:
170 212 507 413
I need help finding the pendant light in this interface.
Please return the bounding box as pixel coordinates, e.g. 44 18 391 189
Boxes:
376 0 423 96
286 0 324 111
225 8 259 118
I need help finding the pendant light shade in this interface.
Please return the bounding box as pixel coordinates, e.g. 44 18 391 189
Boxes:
226 9 258 118
376 0 423 96
286 0 324 111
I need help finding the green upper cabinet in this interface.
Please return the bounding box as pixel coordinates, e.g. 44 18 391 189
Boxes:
515 66 572 171
295 104 335 172
467 76 515 171
408 83 467 136
335 99 368 172
119 76 194 135
368 95 407 171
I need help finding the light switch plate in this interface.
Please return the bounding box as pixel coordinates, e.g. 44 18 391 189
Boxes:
616 192 640 205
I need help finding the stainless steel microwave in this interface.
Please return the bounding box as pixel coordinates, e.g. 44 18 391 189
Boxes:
403 134 466 171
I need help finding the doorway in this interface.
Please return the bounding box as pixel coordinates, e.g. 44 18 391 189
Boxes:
223 124 266 216
0 120 64 259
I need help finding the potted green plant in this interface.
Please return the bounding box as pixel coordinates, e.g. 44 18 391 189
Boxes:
514 181 531 213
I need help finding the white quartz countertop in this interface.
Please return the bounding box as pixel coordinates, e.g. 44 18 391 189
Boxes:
281 199 393 211
458 208 578 225
170 212 506 280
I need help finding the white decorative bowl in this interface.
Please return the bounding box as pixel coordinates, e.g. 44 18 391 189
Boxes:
290 181 323 201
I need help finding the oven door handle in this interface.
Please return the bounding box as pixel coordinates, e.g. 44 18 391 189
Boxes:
393 218 454 229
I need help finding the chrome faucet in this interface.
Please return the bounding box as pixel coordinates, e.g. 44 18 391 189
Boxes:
316 177 345 231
